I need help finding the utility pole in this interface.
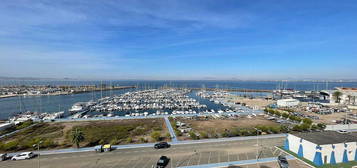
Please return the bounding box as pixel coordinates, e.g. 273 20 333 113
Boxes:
33 141 43 168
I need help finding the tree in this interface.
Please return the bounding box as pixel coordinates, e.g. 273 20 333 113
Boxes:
302 118 313 125
71 128 84 148
333 91 343 103
317 123 326 130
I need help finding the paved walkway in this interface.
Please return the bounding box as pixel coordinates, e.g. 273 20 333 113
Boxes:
164 116 178 142
0 123 38 140
6 134 285 156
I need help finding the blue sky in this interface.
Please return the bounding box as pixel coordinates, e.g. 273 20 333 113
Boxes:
0 0 357 80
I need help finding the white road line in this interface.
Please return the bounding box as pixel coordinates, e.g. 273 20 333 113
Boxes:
218 151 221 163
187 154 192 166
245 152 249 160
208 152 212 164
197 152 202 165
143 157 154 168
132 157 142 168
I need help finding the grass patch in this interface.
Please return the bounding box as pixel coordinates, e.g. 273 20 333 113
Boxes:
0 119 167 152
278 146 357 168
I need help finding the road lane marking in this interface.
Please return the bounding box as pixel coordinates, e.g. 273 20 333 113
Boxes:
197 152 202 165
208 152 212 164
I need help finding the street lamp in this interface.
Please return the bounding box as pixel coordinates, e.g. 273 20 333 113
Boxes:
253 128 261 161
33 141 43 168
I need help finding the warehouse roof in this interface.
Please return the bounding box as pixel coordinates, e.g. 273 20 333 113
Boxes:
292 131 357 145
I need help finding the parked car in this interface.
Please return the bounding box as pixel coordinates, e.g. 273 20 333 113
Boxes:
154 142 170 149
11 152 35 160
94 145 103 152
0 153 8 161
277 155 289 168
156 156 170 168
103 144 112 152
337 130 348 134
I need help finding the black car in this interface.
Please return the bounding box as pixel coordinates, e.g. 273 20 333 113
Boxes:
156 156 170 168
277 155 289 168
154 142 170 149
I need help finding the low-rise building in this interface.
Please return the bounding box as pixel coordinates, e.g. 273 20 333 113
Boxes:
285 131 357 166
277 99 300 107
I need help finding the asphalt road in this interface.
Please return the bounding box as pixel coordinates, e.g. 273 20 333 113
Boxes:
0 137 284 168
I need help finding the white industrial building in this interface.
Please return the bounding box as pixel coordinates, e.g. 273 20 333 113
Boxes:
284 131 357 166
277 99 300 107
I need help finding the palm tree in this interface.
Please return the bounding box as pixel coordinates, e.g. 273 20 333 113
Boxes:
347 95 352 105
332 91 343 103
71 128 84 148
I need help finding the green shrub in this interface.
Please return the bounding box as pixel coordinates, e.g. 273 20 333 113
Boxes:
126 137 133 143
151 131 162 141
3 140 19 151
189 131 199 140
199 131 209 138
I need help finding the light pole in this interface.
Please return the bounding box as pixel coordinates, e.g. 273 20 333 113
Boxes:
253 128 260 161
33 141 43 168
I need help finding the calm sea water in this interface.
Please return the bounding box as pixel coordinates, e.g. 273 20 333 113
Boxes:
0 80 356 120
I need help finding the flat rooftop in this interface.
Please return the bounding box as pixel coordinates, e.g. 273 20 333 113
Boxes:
292 131 357 145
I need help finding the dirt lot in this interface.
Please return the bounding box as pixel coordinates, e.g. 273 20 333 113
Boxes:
299 110 356 124
228 96 275 110
0 118 168 152
174 116 279 140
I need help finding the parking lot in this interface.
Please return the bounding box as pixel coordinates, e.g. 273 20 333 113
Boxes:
224 159 311 168
0 137 285 168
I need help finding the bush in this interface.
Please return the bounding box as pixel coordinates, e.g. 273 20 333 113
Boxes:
199 131 208 138
302 118 313 125
15 120 34 130
221 131 230 137
189 131 199 140
151 131 162 141
292 125 302 132
126 137 133 143
317 123 326 130
300 123 311 131
280 125 289 133
139 137 148 143
165 133 171 139
3 140 19 151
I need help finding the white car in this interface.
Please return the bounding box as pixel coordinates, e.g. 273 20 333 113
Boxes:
11 152 35 160
337 130 348 134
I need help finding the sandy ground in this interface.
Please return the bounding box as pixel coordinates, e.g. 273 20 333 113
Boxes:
299 110 357 124
228 96 276 110
174 116 279 140
177 116 278 133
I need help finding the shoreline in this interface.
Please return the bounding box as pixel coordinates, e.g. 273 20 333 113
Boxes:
0 86 136 99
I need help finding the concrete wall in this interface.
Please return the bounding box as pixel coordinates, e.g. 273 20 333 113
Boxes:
325 124 357 131
287 134 317 162
321 142 356 164
288 134 357 164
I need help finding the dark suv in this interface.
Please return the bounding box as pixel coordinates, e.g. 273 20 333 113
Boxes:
278 155 289 168
156 156 170 168
154 142 170 149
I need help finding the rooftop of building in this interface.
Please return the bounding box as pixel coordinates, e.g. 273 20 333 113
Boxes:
292 131 357 145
